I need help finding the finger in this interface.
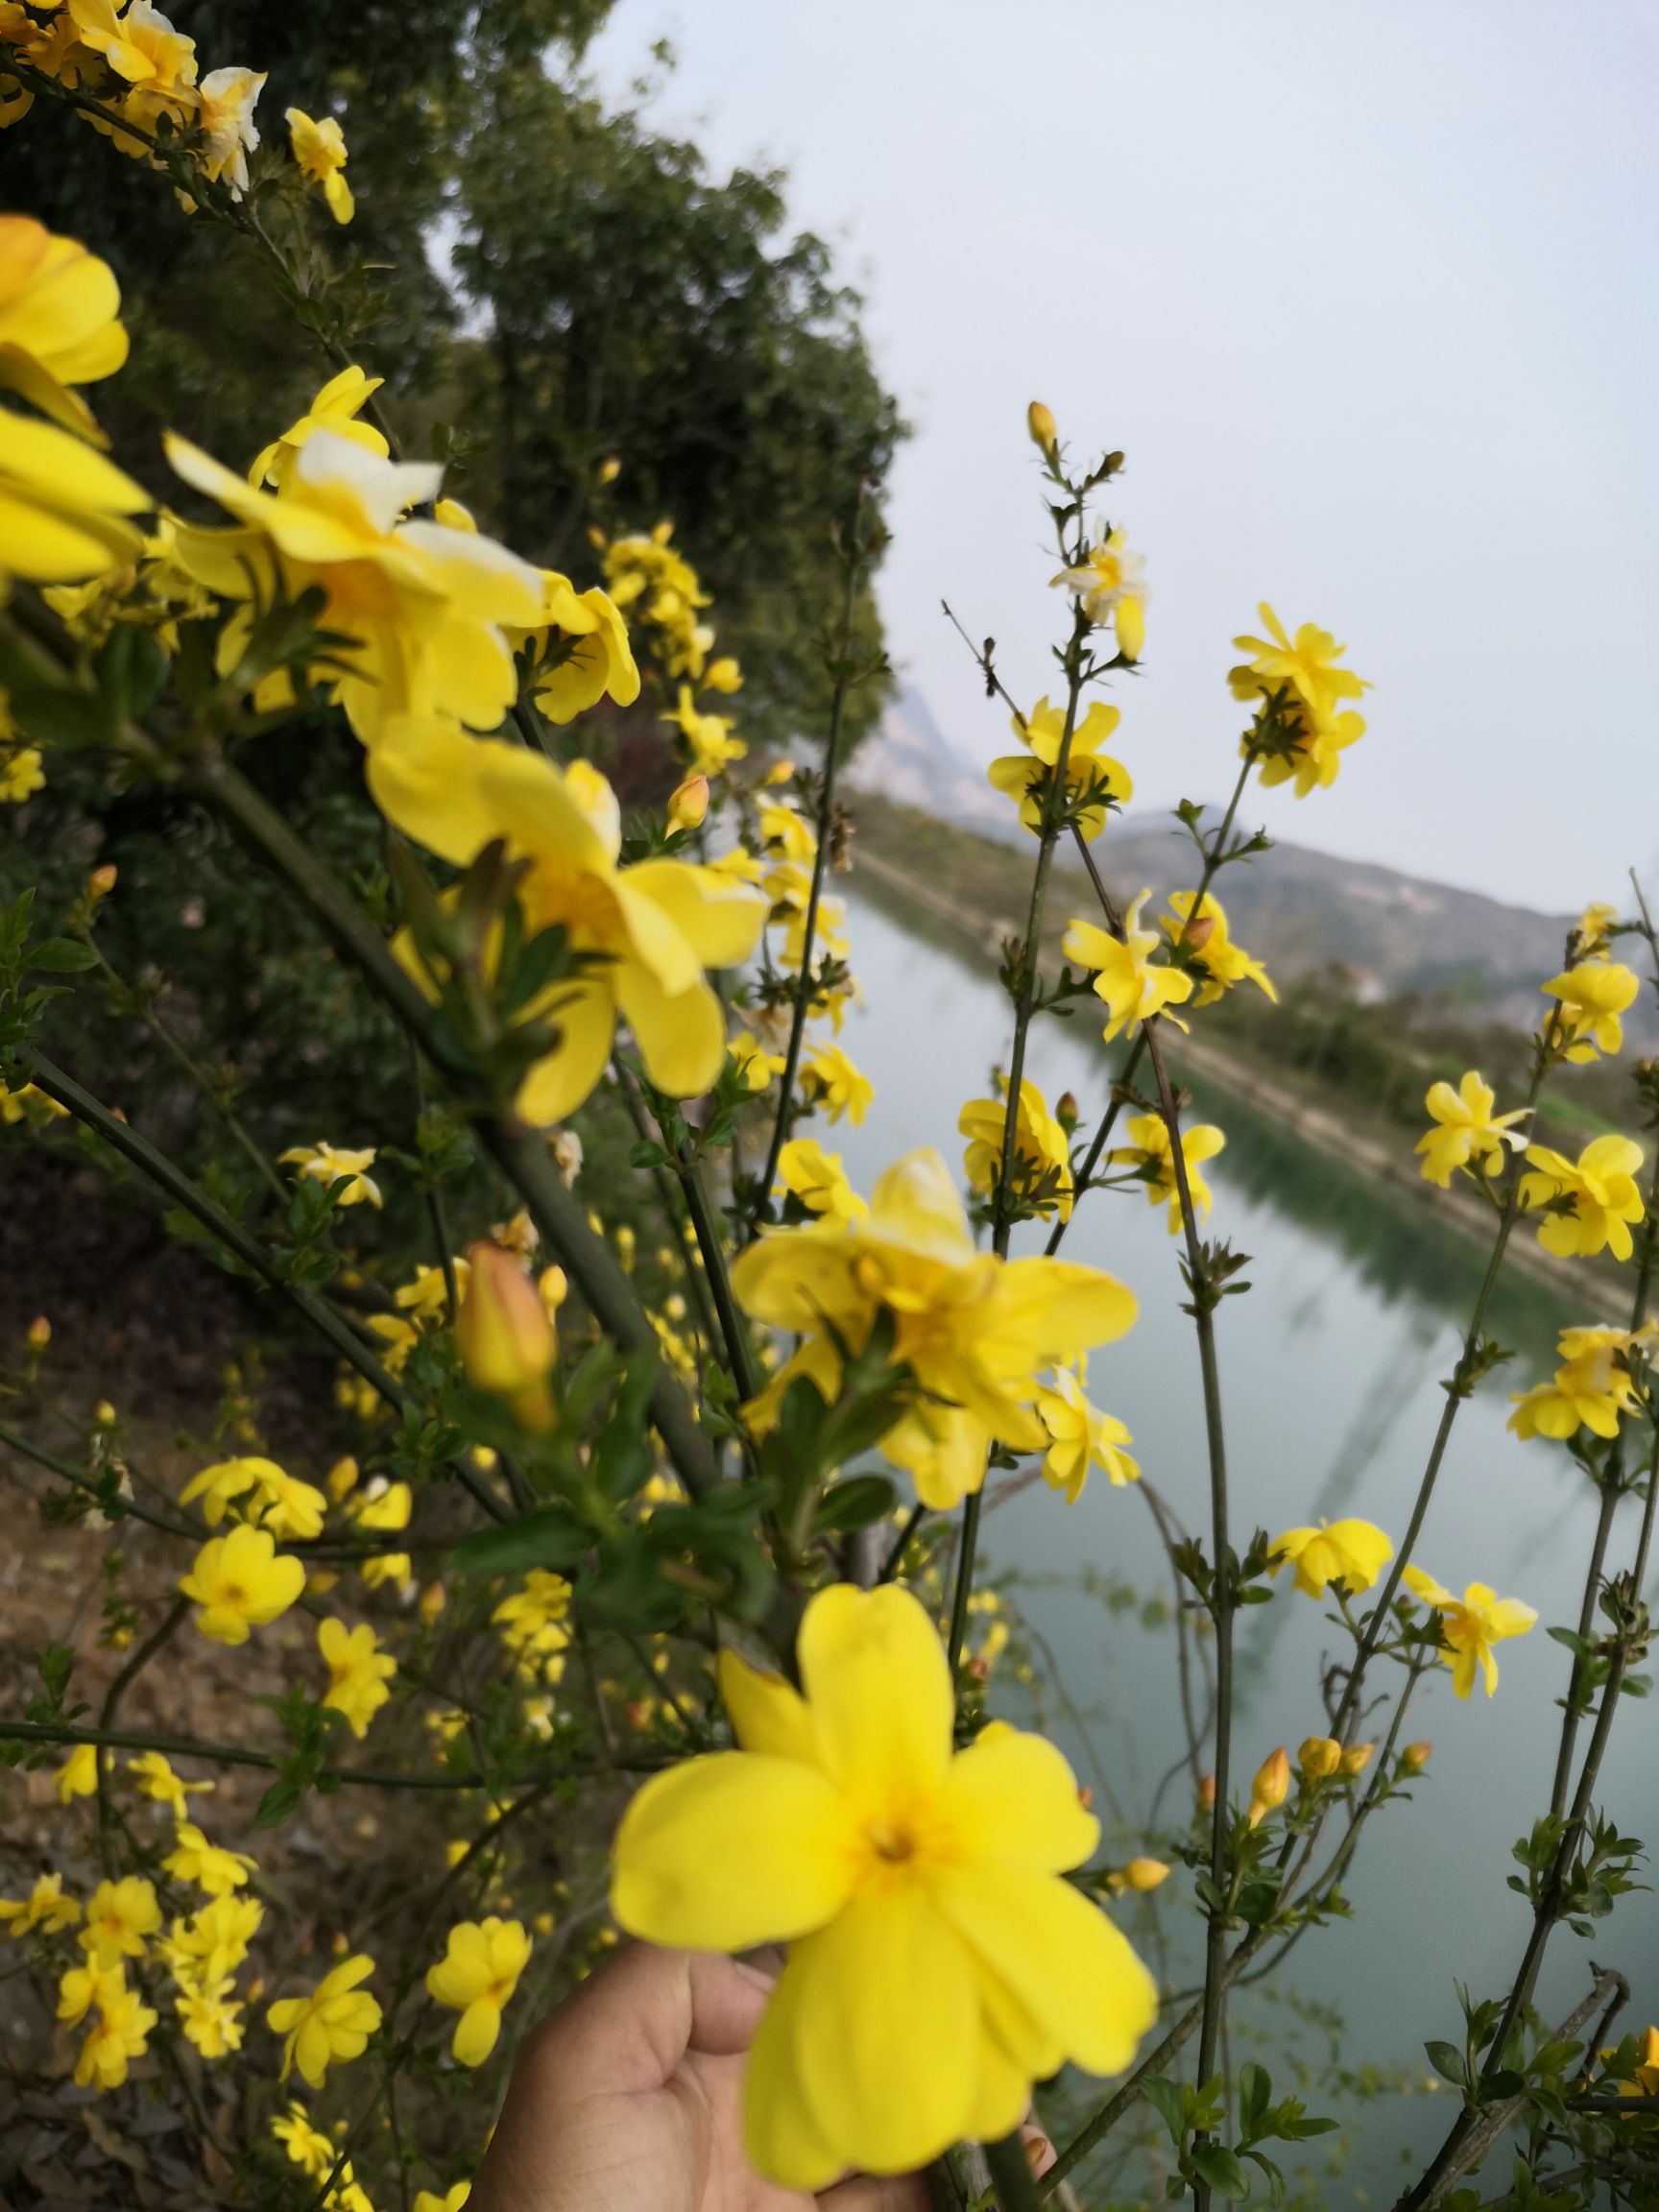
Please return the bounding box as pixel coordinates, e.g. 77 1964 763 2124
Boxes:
504 1942 771 2105
818 2173 932 2211
1022 2123 1057 2176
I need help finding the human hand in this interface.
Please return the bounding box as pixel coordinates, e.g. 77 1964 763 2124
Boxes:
468 1942 1053 2212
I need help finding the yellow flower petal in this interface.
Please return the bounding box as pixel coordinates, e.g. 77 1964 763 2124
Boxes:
797 1584 953 1800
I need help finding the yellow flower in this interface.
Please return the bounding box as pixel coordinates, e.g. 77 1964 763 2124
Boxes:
196 65 265 195
267 1955 382 2086
425 1917 533 2066
800 1040 874 1126
68 0 198 144
128 1749 213 1819
0 407 148 583
0 217 129 439
176 1975 245 2057
1575 902 1619 958
251 365 388 491
1298 1737 1342 1780
1064 894 1195 1042
706 654 742 692
733 1149 1137 1510
1268 1518 1394 1599
162 1822 255 1898
1051 529 1147 658
371 718 767 1123
278 1141 382 1207
662 681 745 773
766 856 850 972
776 1137 869 1223
1230 604 1368 796
731 1030 786 1093
56 1742 98 1802
1542 960 1640 1064
351 1478 413 1532
458 1239 557 1434
0 743 43 802
1246 1747 1291 1827
1160 891 1277 1007
512 570 640 725
179 1524 305 1645
493 1572 573 1681
73 1972 156 2090
987 697 1131 842
81 1876 160 1967
163 1893 263 1986
1508 1325 1648 1441
0 1075 66 1120
1519 1136 1647 1262
612 1584 1158 2189
1415 1071 1530 1188
166 429 544 743
1108 1113 1225 1234
272 2099 339 2176
0 1871 80 1937
180 1455 327 1539
286 106 353 223
1404 1568 1538 1698
959 1077 1073 1220
1032 1364 1139 1502
319 1619 397 1740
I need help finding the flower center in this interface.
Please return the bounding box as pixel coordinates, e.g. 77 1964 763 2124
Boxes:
867 1820 917 1865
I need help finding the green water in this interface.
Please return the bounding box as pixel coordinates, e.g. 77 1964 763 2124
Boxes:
834 885 1656 2200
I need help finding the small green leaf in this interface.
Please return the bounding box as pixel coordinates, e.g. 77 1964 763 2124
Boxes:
1426 2039 1467 2087
28 939 97 974
1190 2143 1250 2200
451 1507 589 1577
813 1474 898 1534
255 1780 302 1827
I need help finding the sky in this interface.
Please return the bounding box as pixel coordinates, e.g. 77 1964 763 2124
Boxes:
582 1 1659 911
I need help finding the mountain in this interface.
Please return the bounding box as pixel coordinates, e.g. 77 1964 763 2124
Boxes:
850 682 1599 1028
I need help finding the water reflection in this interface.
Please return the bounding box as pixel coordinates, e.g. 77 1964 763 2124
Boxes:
834 881 1657 2192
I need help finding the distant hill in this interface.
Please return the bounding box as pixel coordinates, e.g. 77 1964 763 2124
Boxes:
851 682 1606 1031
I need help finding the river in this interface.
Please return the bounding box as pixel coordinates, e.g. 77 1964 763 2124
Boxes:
831 884 1657 2198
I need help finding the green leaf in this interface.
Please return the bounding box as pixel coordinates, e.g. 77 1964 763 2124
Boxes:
1425 2039 1467 2087
28 939 97 974
255 1780 302 1827
1190 2143 1250 2200
813 1474 898 1534
1238 2060 1271 2137
451 1506 589 1577
1142 2076 1186 2144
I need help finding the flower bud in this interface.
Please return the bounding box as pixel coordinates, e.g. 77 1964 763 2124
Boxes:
1027 399 1058 455
1197 1772 1216 1813
457 1240 557 1434
87 863 118 901
1339 1741 1376 1778
1120 1855 1170 1893
1298 1735 1342 1780
25 1314 50 1352
94 1400 117 1429
705 656 743 694
1247 1746 1291 1826
1055 1091 1079 1136
667 773 709 831
326 1455 359 1501
1179 912 1214 954
597 455 622 486
1116 594 1145 663
419 1581 446 1624
1402 1741 1432 1775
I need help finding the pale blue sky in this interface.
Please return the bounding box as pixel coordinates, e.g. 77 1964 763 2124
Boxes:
585 1 1659 909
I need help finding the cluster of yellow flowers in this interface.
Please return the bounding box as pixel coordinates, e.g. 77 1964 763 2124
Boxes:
1230 604 1370 796
0 0 351 219
733 1147 1138 1508
1510 1321 1655 1443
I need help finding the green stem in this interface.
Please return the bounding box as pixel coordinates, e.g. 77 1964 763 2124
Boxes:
22 1046 511 1527
190 748 721 1502
754 481 875 1227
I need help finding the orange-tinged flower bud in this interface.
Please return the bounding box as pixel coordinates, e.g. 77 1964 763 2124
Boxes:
25 1315 50 1352
1339 1741 1376 1777
1178 911 1215 953
1298 1735 1342 1780
87 863 118 900
667 773 709 831
1402 1741 1432 1775
1027 399 1057 454
419 1581 446 1624
1247 1746 1291 1825
1055 1091 1079 1136
457 1241 557 1434
1197 1773 1216 1812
